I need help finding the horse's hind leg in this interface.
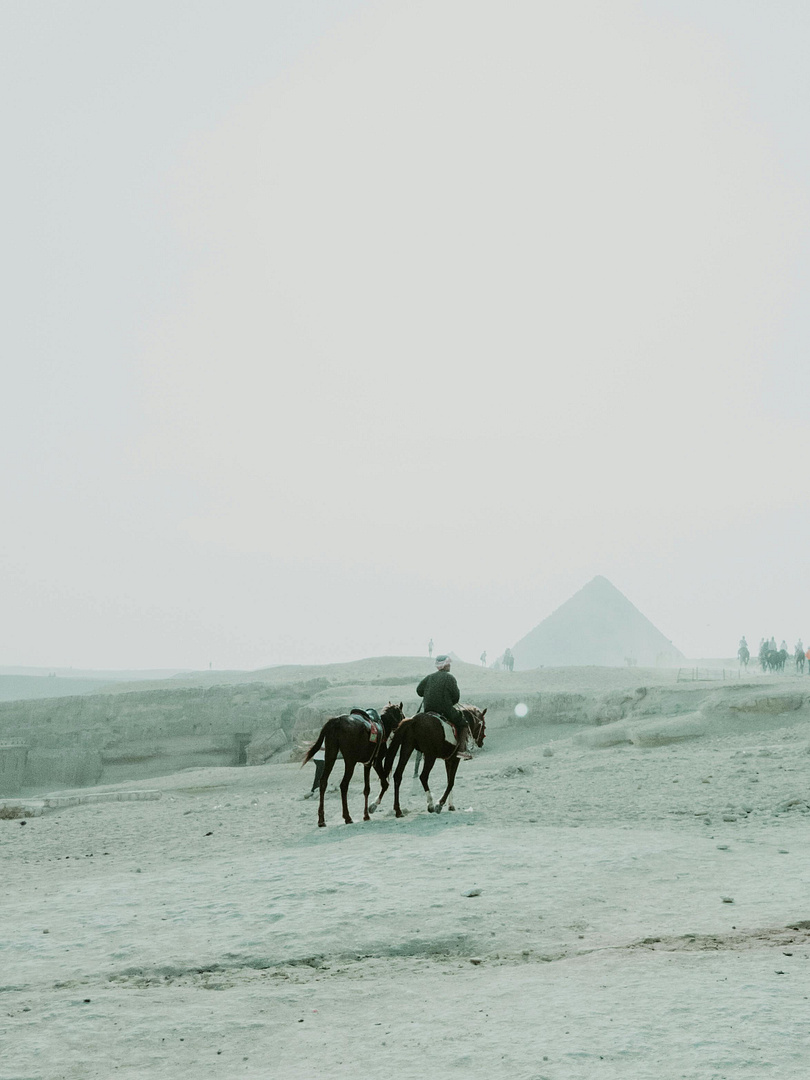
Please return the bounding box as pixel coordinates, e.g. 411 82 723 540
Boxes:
435 758 460 813
340 760 356 824
317 744 338 828
393 742 414 818
419 756 437 812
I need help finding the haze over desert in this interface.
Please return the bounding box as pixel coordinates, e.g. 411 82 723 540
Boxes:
5 1 810 1076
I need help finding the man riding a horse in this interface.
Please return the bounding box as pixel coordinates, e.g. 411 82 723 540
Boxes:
416 654 472 759
738 636 749 668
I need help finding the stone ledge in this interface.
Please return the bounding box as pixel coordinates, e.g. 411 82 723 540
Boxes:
0 789 161 816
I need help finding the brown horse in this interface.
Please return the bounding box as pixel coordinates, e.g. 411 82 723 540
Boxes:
376 705 487 818
302 702 404 828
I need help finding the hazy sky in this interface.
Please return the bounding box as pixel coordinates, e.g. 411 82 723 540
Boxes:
3 0 810 670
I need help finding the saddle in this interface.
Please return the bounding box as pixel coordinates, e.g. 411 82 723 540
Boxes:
350 707 383 743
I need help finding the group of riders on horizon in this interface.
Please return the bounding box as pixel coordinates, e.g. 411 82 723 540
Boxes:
737 636 810 674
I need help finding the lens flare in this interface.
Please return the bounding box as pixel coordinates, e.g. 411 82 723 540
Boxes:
514 703 528 718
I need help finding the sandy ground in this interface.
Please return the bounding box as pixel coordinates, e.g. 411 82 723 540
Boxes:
3 705 810 1079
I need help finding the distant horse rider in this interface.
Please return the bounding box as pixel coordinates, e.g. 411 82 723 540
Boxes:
480 650 487 667
738 637 750 667
416 654 471 759
504 647 514 673
428 638 434 660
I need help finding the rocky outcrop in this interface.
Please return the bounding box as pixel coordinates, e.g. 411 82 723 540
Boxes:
575 686 810 750
0 679 327 794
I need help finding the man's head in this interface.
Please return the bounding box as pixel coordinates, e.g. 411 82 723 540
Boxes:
435 654 451 671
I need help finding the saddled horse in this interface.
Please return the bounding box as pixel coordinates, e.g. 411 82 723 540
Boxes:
795 648 806 675
376 705 487 819
302 702 404 828
738 644 749 669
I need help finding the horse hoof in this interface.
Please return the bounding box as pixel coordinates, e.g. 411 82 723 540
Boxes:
427 805 434 813
318 821 326 828
368 804 376 814
434 804 442 814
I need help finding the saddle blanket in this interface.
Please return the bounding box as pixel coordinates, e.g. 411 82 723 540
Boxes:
421 711 459 745
440 719 458 745
423 715 458 745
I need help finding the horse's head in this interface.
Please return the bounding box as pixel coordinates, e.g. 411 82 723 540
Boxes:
382 701 405 732
464 705 487 747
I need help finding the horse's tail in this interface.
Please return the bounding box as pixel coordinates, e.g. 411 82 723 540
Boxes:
301 720 334 767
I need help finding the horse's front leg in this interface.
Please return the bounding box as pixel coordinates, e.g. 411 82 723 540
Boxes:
340 760 356 824
368 755 388 814
419 756 437 812
435 757 460 813
362 764 373 821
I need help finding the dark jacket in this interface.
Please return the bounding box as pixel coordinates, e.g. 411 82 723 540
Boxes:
416 669 460 723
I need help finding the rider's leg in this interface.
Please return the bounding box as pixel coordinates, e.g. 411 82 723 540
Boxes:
452 713 472 759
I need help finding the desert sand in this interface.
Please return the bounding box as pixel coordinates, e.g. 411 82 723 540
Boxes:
3 667 810 1079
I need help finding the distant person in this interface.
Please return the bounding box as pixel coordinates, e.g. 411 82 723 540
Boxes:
769 637 777 652
780 640 788 653
303 742 325 799
739 636 747 650
428 638 434 659
480 650 487 667
416 654 471 759
503 647 514 673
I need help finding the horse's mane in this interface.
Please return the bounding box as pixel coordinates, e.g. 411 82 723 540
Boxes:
458 703 483 718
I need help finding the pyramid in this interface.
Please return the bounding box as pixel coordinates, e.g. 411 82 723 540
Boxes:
510 576 685 669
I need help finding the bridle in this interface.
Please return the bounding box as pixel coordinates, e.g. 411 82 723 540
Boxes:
464 707 486 748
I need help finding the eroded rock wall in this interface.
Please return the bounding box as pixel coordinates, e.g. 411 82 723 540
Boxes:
0 679 327 794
